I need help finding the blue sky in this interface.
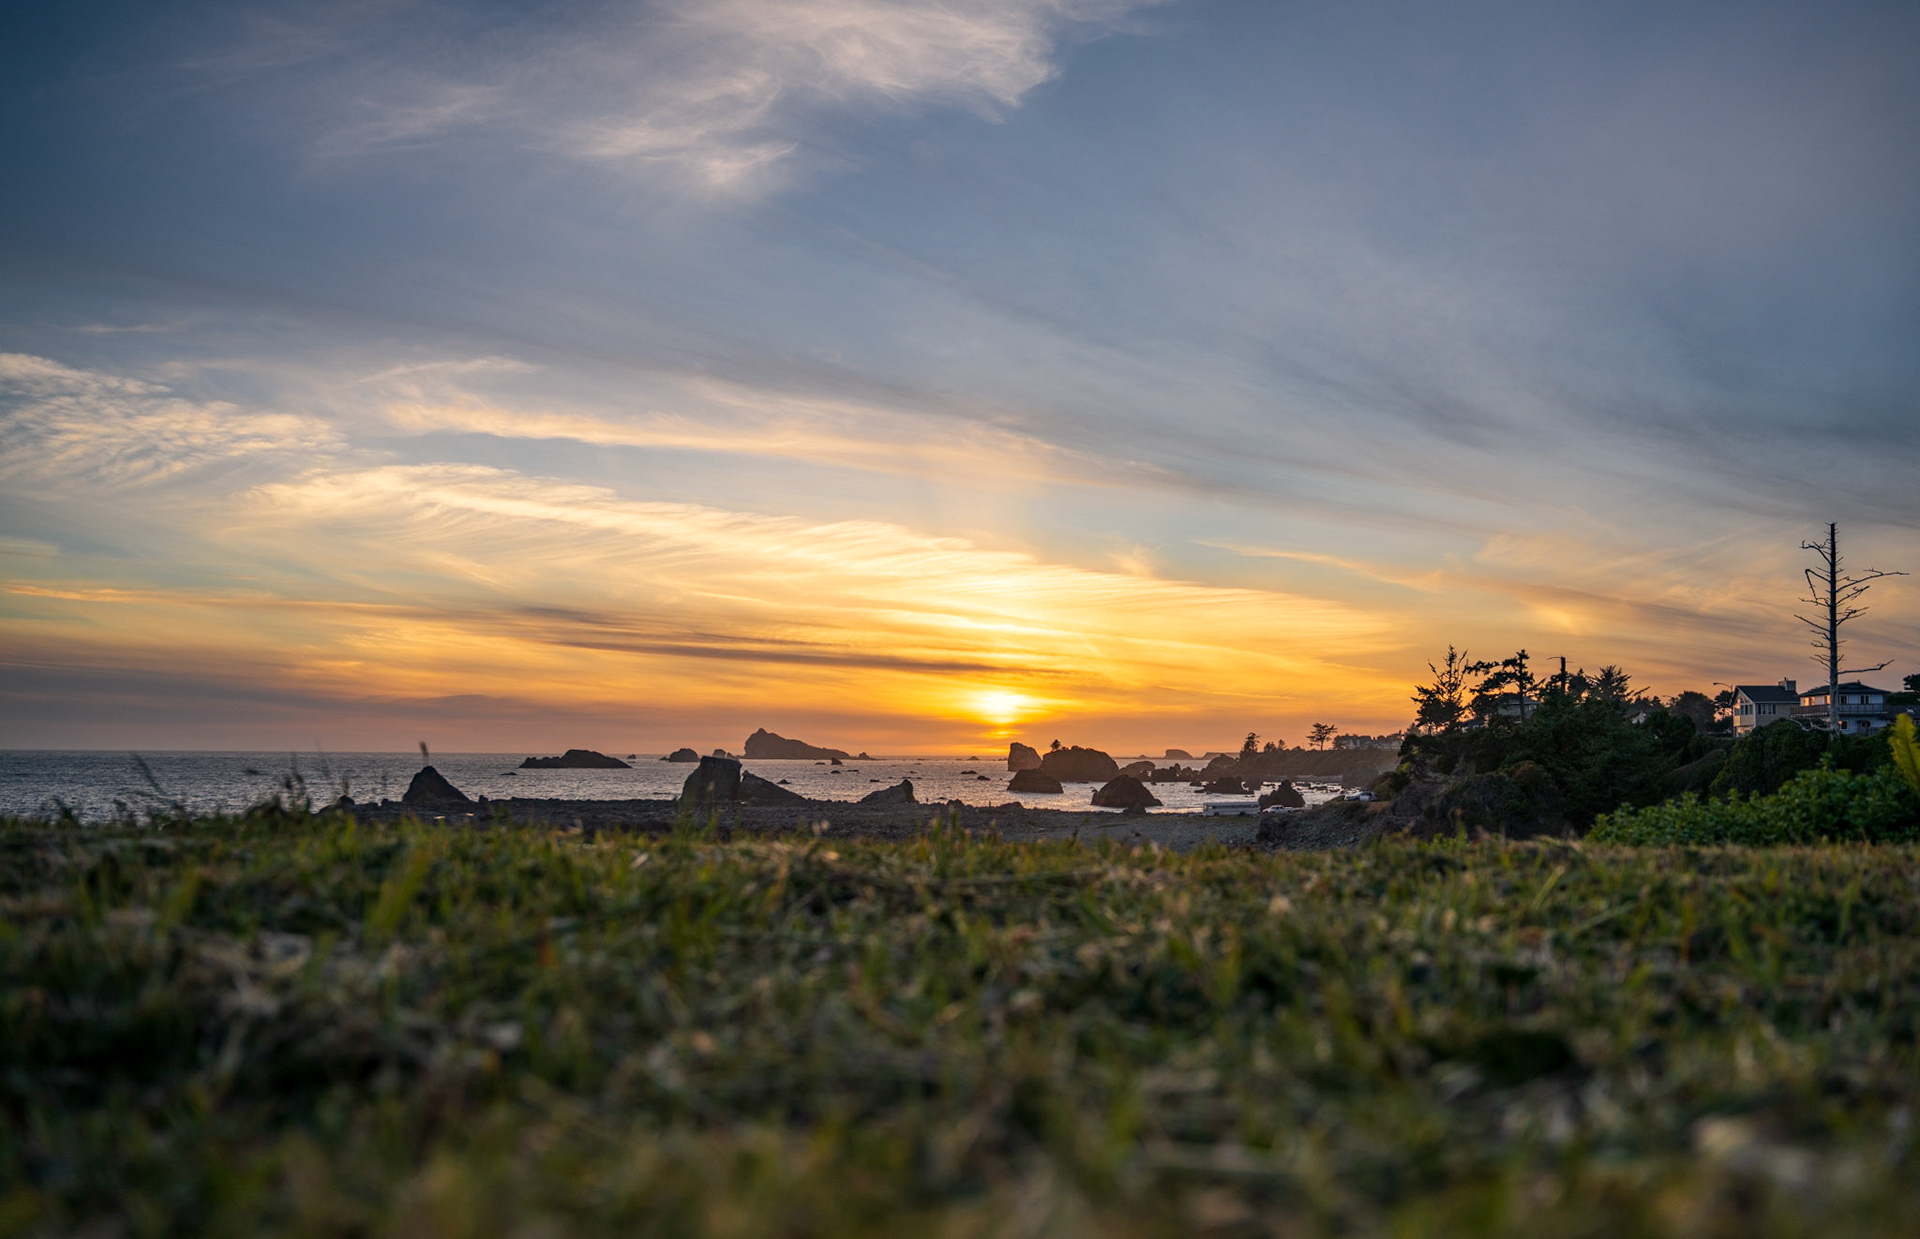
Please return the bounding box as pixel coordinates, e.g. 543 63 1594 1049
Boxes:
2 0 1915 753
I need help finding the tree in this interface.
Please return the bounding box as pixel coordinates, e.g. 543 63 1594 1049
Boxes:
1240 732 1260 762
1049 739 1062 752
1469 650 1539 724
1796 523 1907 731
1307 722 1337 750
1411 645 1472 733
1590 665 1633 703
1666 690 1723 733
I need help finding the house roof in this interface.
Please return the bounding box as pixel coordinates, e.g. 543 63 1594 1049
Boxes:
1800 681 1891 697
1735 685 1798 704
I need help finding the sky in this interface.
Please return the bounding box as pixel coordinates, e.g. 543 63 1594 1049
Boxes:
2 0 1916 756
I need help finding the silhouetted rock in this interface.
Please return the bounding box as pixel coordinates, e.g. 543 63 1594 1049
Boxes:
403 766 471 806
1202 777 1248 794
662 748 700 763
740 771 809 805
1008 768 1064 793
1118 760 1154 779
520 749 631 769
1007 742 1043 771
1165 748 1194 760
1259 780 1306 809
1092 775 1160 810
680 756 741 808
859 779 917 806
711 749 731 759
1040 746 1120 783
743 728 853 760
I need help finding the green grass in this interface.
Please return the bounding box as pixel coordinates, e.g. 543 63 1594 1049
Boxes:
4 811 1919 1237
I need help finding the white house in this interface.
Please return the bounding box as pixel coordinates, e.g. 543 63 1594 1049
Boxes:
1794 681 1895 736
1731 680 1798 736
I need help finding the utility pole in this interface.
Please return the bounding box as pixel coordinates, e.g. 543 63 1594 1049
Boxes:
1796 523 1906 731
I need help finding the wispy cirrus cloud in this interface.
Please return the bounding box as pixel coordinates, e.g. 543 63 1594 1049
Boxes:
199 0 1167 195
0 353 342 488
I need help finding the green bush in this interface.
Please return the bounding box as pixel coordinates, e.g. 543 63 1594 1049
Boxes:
1708 718 1886 798
1591 763 1920 846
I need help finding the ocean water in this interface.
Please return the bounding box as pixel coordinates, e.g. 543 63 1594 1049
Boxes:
0 751 1345 823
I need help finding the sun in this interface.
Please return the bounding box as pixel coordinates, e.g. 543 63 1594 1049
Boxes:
968 689 1036 726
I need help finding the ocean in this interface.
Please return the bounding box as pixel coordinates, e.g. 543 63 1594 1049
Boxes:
0 750 1345 823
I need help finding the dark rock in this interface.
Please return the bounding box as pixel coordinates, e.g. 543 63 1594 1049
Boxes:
859 779 916 806
1040 746 1120 783
1118 760 1154 779
975 775 990 781
830 757 843 766
1259 780 1306 809
328 794 355 812
1092 775 1161 810
856 753 873 760
740 771 809 805
1201 777 1247 794
1008 768 1064 794
743 728 853 760
520 749 631 769
680 756 741 808
662 748 700 763
1165 748 1194 760
1007 742 1043 771
403 766 471 806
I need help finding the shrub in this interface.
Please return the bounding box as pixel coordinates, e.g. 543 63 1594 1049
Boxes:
1590 764 1920 846
1708 718 1886 799
1891 714 1920 795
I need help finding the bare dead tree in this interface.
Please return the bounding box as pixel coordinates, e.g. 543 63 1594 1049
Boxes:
1795 522 1907 731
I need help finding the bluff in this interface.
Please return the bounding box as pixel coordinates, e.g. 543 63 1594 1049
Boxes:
742 728 853 761
1007 743 1042 771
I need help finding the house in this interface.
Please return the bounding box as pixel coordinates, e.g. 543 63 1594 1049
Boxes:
1731 680 1798 736
1793 681 1896 736
1333 733 1403 750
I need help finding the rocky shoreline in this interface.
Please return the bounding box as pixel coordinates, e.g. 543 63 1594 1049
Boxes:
348 792 1400 853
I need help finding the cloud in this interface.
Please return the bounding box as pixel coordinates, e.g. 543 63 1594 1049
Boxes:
197 0 1165 195
0 353 342 488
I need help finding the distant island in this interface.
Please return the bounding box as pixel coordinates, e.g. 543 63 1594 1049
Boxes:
742 728 871 761
519 749 631 769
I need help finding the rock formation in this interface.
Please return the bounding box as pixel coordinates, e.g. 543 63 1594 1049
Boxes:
1008 768 1064 793
661 748 700 763
519 749 631 769
1039 745 1120 783
1201 776 1248 794
1091 775 1161 810
679 756 741 808
1118 760 1154 779
740 771 809 805
1007 742 1042 771
1259 779 1306 809
402 765 471 807
859 779 917 806
742 728 853 760
1165 748 1194 760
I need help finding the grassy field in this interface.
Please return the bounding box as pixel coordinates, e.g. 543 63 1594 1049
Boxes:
4 811 1919 1237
